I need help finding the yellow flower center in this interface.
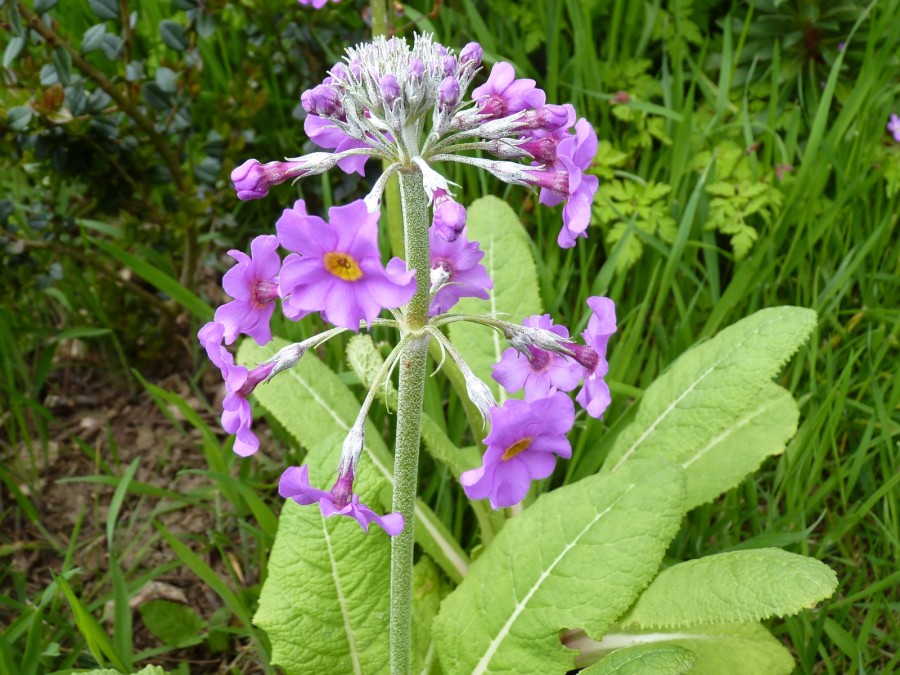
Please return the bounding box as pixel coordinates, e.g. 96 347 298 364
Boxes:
324 252 363 281
501 436 533 461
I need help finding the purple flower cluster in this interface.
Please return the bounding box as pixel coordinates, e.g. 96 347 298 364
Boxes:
230 35 601 250
461 297 617 508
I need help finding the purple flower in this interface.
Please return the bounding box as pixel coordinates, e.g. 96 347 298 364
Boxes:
277 199 416 331
231 159 308 201
439 76 461 111
888 114 900 142
297 0 340 7
575 296 617 419
301 84 342 117
198 321 234 377
279 464 404 535
379 74 401 107
492 315 582 399
431 188 467 242
429 226 492 316
539 118 599 248
461 393 574 508
221 361 275 457
471 62 546 118
214 235 281 346
304 115 370 176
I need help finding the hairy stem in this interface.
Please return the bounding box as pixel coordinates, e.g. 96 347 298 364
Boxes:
390 169 432 674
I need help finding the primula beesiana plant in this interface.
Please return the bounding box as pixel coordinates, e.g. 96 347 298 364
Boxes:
200 33 837 675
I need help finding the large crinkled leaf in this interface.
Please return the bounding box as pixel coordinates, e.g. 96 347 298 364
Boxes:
412 557 446 675
239 338 470 583
433 459 686 674
447 195 542 398
580 644 695 674
255 501 391 675
678 382 799 509
601 306 816 508
584 623 794 675
622 548 837 629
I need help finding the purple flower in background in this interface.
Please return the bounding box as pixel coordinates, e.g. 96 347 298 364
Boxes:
429 226 492 316
214 235 281 346
461 392 574 508
492 315 582 399
279 464 404 535
575 296 617 419
277 199 416 330
888 114 900 142
539 119 600 248
471 62 546 118
297 0 340 8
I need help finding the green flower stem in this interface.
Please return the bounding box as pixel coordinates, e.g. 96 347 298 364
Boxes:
390 169 432 674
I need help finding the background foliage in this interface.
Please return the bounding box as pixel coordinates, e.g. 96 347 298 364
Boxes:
1 0 898 672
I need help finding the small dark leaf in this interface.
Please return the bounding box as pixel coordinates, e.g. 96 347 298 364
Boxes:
65 82 87 115
173 0 199 8
194 156 221 185
88 0 119 20
9 2 23 36
7 106 34 132
53 47 71 85
159 20 189 52
87 88 112 113
142 82 172 111
3 35 27 68
81 24 107 53
34 0 60 12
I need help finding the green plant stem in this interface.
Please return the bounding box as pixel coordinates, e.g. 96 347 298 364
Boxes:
390 169 432 675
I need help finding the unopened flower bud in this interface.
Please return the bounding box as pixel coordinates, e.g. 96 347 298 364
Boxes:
459 42 483 68
438 76 461 111
231 159 306 200
406 58 424 83
380 74 402 107
349 59 362 79
442 55 458 77
432 189 467 242
301 84 341 117
331 63 348 84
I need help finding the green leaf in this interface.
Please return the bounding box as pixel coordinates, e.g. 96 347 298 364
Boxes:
412 557 446 675
581 644 695 674
346 333 396 403
7 106 34 132
676 382 798 510
586 623 794 675
81 24 107 53
159 20 189 52
53 46 72 85
139 600 205 648
88 0 119 20
434 459 686 674
623 548 837 629
2 35 26 69
88 237 212 319
601 307 816 508
447 196 542 397
239 338 470 583
255 501 391 675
